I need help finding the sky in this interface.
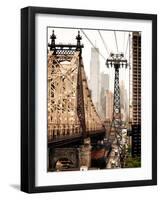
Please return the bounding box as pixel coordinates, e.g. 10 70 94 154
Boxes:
47 27 132 98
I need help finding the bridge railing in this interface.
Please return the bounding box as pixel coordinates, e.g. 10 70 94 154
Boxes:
48 123 82 140
48 132 82 142
48 126 105 142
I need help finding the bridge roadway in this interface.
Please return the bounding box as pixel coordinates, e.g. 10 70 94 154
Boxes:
48 129 106 148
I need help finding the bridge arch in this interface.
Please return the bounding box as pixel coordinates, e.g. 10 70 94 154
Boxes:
50 148 79 170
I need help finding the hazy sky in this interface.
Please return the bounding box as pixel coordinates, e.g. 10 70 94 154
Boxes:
47 27 131 93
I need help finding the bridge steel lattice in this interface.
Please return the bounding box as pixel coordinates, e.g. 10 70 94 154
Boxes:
48 30 105 147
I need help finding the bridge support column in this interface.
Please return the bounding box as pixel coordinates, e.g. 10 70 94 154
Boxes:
78 138 91 169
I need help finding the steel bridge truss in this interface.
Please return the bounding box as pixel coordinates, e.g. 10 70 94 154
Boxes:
48 31 104 143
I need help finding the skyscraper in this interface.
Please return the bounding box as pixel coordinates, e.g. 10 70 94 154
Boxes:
101 72 109 91
120 80 128 121
100 73 109 119
90 47 100 111
132 32 141 157
106 90 113 121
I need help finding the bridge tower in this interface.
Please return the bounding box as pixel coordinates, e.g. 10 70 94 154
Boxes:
106 53 127 168
48 30 87 141
76 31 87 140
48 30 105 170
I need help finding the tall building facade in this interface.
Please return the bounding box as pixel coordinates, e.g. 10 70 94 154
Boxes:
120 80 128 121
101 72 109 91
132 32 141 157
90 47 100 111
106 90 113 121
100 73 109 119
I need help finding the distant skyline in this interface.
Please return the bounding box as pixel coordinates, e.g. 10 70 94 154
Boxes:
48 27 131 93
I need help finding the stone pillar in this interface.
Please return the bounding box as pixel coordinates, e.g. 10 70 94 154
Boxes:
78 138 91 169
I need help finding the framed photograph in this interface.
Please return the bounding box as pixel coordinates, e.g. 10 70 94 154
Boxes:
21 6 157 193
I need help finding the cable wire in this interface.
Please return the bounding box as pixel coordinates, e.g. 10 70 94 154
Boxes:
98 30 110 56
114 31 119 53
80 29 106 61
124 34 130 58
